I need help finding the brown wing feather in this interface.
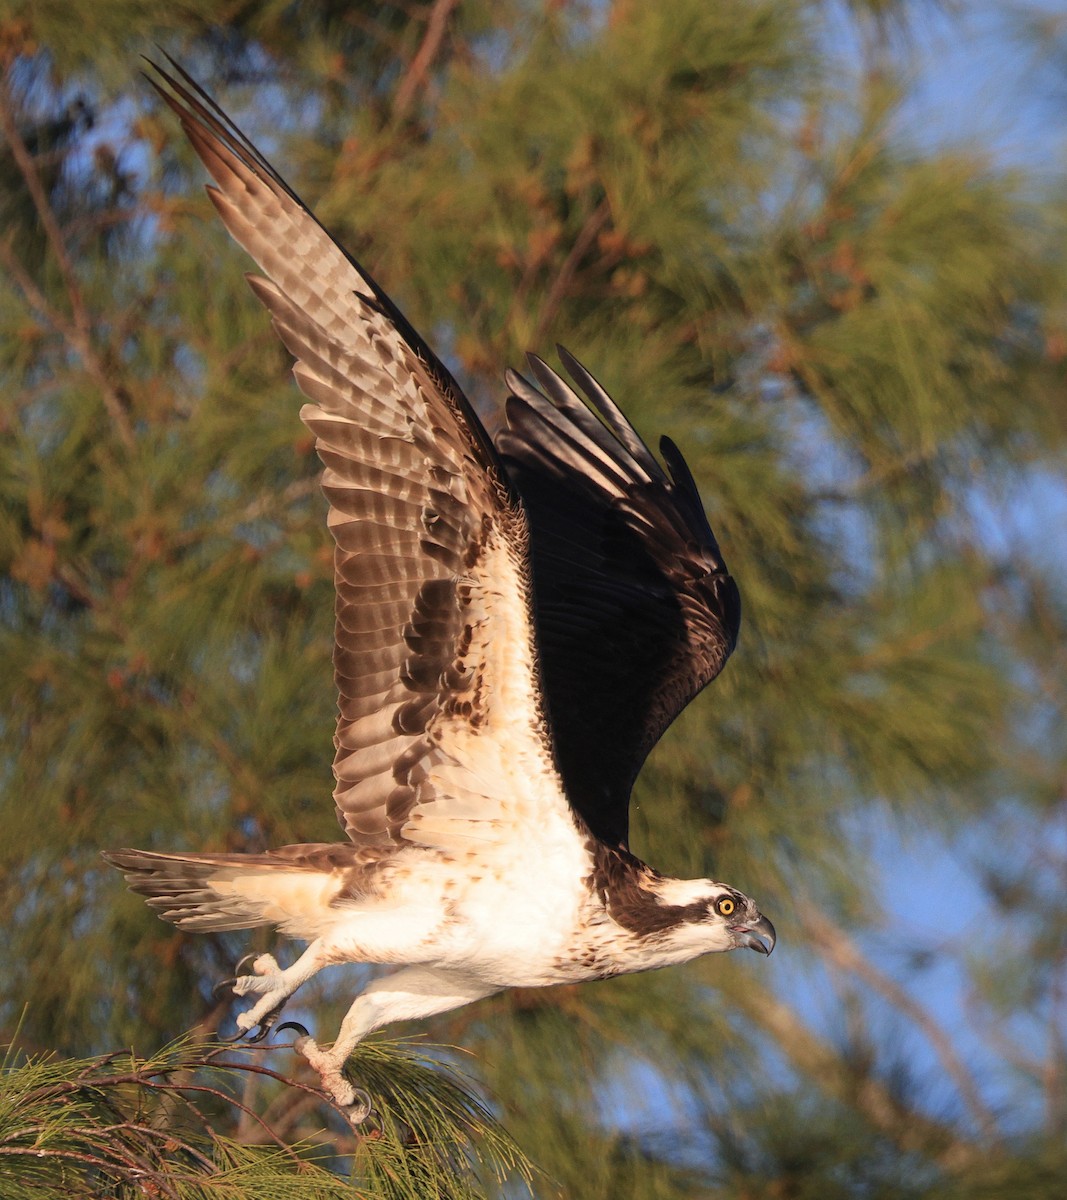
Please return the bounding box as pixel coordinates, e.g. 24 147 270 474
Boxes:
148 63 739 863
148 64 551 851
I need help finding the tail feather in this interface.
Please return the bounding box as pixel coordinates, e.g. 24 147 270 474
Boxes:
102 846 352 936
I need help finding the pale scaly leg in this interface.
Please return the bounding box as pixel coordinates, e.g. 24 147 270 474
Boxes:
289 966 500 1116
219 940 329 1040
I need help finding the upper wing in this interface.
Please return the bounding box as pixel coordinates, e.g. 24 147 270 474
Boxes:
151 63 562 851
496 350 741 850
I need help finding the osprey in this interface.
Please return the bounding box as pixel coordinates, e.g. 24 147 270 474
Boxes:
105 62 775 1117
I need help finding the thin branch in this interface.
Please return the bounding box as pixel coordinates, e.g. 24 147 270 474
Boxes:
733 972 980 1171
0 68 136 450
92 1121 217 1174
803 905 1000 1142
0 1145 133 1169
23 1053 318 1156
532 197 612 345
151 1078 298 1153
393 0 460 121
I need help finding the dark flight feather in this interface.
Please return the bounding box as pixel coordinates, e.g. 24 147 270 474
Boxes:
497 358 740 849
146 61 740 860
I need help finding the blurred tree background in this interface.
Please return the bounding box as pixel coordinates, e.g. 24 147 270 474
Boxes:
1 0 1065 1195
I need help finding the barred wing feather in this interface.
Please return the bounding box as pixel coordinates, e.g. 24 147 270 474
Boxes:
151 65 559 852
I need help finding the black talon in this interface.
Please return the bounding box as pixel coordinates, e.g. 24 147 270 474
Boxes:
218 1006 286 1045
276 1020 310 1040
341 1088 375 1127
212 976 237 1002
218 1025 250 1044
213 955 259 1003
244 1010 282 1044
234 952 258 976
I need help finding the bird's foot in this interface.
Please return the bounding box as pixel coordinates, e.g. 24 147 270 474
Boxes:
277 1022 374 1126
215 953 294 1043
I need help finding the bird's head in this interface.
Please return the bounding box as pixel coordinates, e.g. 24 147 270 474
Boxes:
707 886 776 956
647 876 776 959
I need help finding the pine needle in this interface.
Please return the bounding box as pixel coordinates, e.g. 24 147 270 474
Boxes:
0 1034 538 1199
343 1038 537 1198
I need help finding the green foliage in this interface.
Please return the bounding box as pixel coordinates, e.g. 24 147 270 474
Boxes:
0 1034 534 1198
0 1036 354 1198
343 1039 535 1198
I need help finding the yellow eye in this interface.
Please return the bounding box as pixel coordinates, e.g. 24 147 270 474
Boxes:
716 897 736 917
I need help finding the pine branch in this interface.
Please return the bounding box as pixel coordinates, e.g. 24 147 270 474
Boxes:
0 1034 537 1199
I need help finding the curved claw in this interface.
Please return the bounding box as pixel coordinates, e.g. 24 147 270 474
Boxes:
244 1009 283 1044
276 1020 311 1041
217 1025 251 1044
217 1010 284 1046
212 976 236 1002
213 954 264 1003
341 1088 375 1127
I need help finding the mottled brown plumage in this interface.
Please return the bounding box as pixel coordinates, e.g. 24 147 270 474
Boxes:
103 61 772 1117
585 843 721 936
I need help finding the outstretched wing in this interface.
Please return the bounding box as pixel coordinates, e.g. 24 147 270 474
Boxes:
150 63 562 852
496 350 741 850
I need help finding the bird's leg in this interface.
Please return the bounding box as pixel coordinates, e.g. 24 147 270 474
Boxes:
282 1024 372 1121
283 966 500 1122
216 939 328 1041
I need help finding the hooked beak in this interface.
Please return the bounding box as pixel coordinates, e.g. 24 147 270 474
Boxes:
730 913 776 956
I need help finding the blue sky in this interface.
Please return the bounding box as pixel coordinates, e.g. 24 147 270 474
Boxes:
902 0 1067 172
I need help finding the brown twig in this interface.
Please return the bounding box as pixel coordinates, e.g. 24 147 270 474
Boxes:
532 197 612 345
0 68 136 450
733 971 980 1171
22 1051 323 1157
803 904 999 1142
393 0 461 121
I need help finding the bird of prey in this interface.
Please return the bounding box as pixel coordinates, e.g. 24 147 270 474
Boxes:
104 62 775 1118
